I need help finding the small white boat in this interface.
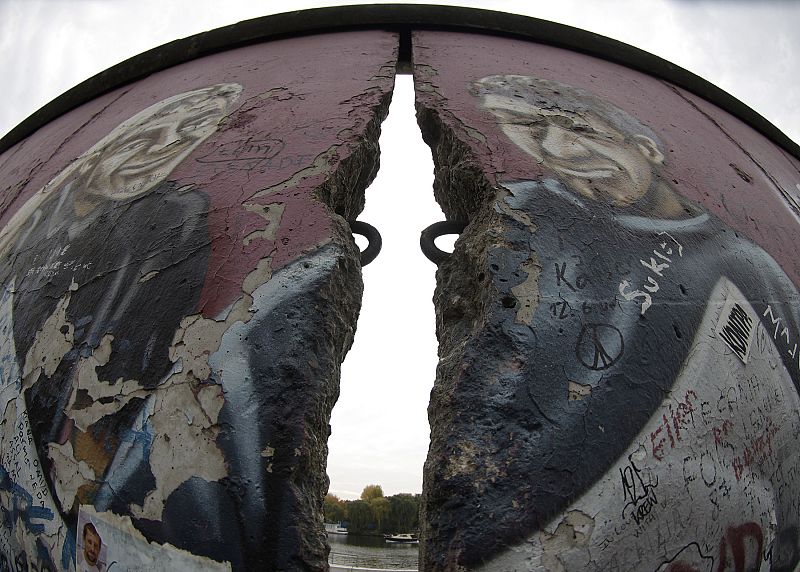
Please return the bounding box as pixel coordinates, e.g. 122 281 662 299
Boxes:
325 523 349 535
384 533 418 544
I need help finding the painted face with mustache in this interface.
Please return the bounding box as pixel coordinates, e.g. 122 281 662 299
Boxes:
483 93 664 206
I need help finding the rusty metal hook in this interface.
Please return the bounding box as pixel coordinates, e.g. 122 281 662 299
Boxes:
420 220 467 265
349 220 382 266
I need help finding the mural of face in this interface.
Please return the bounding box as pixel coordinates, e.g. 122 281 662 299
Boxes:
482 92 664 206
0 83 242 259
75 83 242 201
83 525 101 566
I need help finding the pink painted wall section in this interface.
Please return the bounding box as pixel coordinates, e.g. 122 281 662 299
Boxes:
0 30 397 316
415 29 800 572
412 30 800 288
0 30 396 572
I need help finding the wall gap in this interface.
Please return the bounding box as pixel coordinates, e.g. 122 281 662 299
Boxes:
326 75 440 504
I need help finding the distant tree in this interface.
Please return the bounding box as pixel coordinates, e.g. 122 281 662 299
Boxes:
346 500 373 534
369 497 391 533
386 494 419 533
324 493 346 523
360 484 384 502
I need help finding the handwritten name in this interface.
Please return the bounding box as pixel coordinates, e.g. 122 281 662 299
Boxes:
619 231 683 315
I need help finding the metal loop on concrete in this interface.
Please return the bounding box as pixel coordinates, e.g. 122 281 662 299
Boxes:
420 220 468 265
349 220 382 266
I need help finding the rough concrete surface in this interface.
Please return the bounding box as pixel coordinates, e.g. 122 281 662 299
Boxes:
414 31 800 571
0 31 396 571
3 20 800 572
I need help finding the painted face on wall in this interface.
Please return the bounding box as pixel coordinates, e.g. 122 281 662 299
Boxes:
0 83 243 263
75 83 242 200
482 93 664 207
83 527 101 566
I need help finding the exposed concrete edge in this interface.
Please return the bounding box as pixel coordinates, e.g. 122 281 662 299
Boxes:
414 67 507 569
1 4 798 159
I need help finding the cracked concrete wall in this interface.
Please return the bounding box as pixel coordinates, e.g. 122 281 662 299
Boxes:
4 21 800 572
414 31 800 571
0 31 396 571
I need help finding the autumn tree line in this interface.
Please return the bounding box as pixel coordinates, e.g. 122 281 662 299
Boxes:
324 485 420 535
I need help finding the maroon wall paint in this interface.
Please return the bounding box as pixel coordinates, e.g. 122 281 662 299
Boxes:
413 30 800 287
1 31 397 317
0 30 396 572
3 13 800 572
414 30 800 572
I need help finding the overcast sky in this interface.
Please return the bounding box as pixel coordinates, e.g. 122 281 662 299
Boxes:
1 0 798 500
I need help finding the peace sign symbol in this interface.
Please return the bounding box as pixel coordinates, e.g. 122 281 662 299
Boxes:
576 323 624 370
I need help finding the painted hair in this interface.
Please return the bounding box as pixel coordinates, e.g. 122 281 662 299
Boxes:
60 81 243 193
83 522 100 541
0 83 242 257
472 74 662 146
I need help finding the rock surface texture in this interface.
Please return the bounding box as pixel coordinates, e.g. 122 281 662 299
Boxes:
0 31 396 571
414 30 800 572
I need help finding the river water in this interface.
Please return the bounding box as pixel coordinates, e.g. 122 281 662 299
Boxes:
328 533 419 570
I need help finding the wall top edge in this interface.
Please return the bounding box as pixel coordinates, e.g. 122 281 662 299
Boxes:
2 3 797 159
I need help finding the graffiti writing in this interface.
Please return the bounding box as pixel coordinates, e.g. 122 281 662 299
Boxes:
550 299 573 319
554 260 590 293
576 323 624 371
762 304 800 374
731 418 778 482
658 542 714 572
1 414 49 511
650 390 697 461
23 259 91 282
469 72 800 572
712 420 734 449
196 137 285 169
717 522 764 572
550 299 618 320
619 231 684 315
581 299 617 316
620 458 659 526
195 137 315 174
0 465 53 535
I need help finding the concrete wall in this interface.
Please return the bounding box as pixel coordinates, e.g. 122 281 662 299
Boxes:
0 31 396 571
2 17 800 572
414 31 800 571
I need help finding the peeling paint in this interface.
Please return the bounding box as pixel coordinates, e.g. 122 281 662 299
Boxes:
240 256 274 296
22 287 74 383
133 382 226 521
65 334 142 430
540 510 595 572
130 257 279 521
48 440 96 512
567 381 592 401
510 257 541 326
415 31 800 572
169 295 259 382
138 270 159 283
252 146 338 198
1 28 395 572
242 202 285 245
80 505 231 570
169 252 273 384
